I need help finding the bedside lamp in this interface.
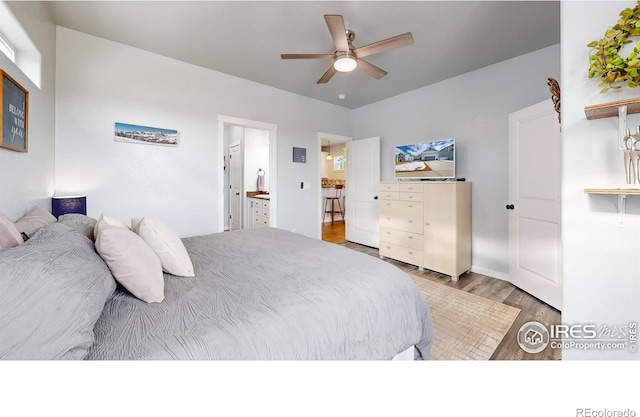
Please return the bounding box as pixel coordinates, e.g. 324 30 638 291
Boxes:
52 196 87 218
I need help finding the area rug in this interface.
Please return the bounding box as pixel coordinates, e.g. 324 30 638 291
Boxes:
410 275 521 360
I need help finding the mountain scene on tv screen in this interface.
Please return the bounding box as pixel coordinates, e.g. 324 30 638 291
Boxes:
395 139 455 178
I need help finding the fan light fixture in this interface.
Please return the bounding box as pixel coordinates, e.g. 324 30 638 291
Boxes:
281 15 413 84
333 51 357 72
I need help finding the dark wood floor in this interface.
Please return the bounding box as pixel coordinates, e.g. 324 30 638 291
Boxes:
323 220 561 360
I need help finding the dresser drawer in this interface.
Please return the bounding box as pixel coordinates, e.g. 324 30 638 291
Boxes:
380 227 423 250
380 243 423 266
262 201 270 210
380 200 423 219
399 183 422 193
399 192 423 202
379 191 399 200
379 215 423 234
380 183 400 192
262 209 269 217
380 201 423 233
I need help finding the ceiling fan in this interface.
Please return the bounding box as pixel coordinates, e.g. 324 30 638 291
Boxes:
281 14 414 84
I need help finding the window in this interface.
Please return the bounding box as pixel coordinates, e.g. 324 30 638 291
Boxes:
0 2 42 88
333 155 345 171
0 33 15 62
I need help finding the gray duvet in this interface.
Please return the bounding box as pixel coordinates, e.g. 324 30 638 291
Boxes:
0 223 116 359
87 227 432 360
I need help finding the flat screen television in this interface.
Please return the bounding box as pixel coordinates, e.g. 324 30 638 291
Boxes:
394 139 455 179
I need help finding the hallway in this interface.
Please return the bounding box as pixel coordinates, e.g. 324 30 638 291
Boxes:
321 220 345 244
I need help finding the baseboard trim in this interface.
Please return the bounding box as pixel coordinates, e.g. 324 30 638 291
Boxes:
470 265 510 282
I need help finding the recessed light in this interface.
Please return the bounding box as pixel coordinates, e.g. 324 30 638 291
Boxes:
337 93 346 100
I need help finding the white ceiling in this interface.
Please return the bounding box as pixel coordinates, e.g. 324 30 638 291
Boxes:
46 1 560 109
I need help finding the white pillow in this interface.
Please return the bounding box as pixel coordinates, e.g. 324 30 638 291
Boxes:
131 217 195 277
95 224 164 303
93 213 129 240
0 212 23 250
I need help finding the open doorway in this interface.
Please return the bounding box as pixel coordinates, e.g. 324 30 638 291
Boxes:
318 133 351 243
219 116 277 232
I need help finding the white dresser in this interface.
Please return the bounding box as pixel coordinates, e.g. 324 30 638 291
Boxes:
247 197 270 228
379 181 471 282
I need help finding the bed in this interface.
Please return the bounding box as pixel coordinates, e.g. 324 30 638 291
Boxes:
0 212 432 360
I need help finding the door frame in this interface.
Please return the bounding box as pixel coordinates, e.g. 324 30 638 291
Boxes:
218 115 278 233
317 132 352 239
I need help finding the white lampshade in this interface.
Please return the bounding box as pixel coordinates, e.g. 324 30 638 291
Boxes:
334 56 357 72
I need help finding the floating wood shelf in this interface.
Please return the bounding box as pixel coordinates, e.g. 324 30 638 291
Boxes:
584 97 640 120
584 188 640 195
584 188 640 226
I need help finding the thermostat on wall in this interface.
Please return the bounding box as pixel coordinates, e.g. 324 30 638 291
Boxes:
293 147 306 163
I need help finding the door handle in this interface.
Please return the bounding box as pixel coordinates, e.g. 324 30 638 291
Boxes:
373 196 379 200
506 204 514 210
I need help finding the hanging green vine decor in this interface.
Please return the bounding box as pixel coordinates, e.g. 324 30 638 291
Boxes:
587 1 640 93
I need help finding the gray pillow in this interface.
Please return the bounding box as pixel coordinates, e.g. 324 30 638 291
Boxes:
0 223 116 359
58 213 97 240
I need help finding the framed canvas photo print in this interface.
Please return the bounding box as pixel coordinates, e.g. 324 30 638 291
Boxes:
0 70 28 153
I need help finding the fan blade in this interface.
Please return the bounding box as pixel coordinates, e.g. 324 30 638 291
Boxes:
281 54 334 60
355 32 414 58
324 15 349 51
317 65 337 84
357 59 387 79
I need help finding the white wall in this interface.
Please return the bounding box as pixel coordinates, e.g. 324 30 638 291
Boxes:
352 44 560 278
244 127 269 194
562 1 639 360
0 2 55 220
55 27 352 238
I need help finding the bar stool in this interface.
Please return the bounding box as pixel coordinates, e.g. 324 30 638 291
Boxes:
323 184 344 224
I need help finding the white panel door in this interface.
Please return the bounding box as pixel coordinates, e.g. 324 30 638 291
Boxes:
508 100 561 310
229 141 241 231
346 136 380 247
